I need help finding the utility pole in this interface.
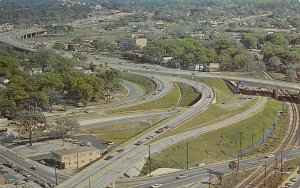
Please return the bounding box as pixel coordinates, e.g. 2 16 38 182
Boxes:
77 153 79 169
237 154 240 172
264 161 267 187
251 133 254 155
280 150 283 180
148 144 151 176
186 141 189 170
274 158 278 184
209 170 212 188
239 132 242 160
262 127 265 143
55 165 58 186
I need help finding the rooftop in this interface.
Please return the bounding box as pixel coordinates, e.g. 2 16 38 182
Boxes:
51 146 99 156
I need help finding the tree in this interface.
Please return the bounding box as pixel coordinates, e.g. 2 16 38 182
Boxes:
55 118 80 139
15 111 48 146
269 56 281 71
265 33 289 46
287 69 297 82
241 33 258 49
0 96 17 119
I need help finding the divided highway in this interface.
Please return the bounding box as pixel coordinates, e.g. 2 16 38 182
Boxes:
57 77 214 188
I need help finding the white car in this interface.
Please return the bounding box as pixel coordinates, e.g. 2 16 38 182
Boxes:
150 183 162 188
176 174 186 179
265 153 275 158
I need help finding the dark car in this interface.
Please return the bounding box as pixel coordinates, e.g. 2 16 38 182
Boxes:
104 156 113 160
134 141 143 146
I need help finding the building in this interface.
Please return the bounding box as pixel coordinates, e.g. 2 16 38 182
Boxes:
0 77 9 84
0 176 5 185
135 38 147 49
51 147 101 169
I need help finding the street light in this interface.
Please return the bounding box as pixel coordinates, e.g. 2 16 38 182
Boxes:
186 141 189 170
55 164 58 186
148 144 151 176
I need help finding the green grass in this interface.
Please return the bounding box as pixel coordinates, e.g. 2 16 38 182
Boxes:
183 77 243 103
123 74 156 95
143 99 286 171
109 84 180 113
73 116 167 146
177 82 200 107
211 169 257 188
152 98 259 142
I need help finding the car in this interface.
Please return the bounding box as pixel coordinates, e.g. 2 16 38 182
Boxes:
265 153 275 158
30 165 38 170
290 178 297 182
7 178 15 184
47 182 55 187
23 173 31 178
40 182 50 188
116 148 124 152
176 174 186 179
23 177 31 182
134 141 143 146
207 95 211 98
146 135 153 139
104 156 113 160
15 180 26 185
285 182 292 187
16 168 23 173
38 160 46 165
150 183 163 188
34 179 40 184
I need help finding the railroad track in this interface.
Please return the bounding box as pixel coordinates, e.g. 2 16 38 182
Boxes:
238 72 300 188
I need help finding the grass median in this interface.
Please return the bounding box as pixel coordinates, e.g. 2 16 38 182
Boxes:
142 99 287 173
108 83 180 113
177 82 201 107
123 74 156 95
73 115 169 146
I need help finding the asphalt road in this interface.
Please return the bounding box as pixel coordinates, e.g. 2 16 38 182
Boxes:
57 77 214 188
120 149 300 188
0 145 67 185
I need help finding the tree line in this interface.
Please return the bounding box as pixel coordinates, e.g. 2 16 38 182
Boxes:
0 45 121 119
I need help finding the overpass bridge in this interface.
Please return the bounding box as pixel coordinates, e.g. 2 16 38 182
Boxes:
223 78 300 99
0 28 45 52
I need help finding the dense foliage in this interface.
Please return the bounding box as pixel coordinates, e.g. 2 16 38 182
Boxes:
0 0 90 26
0 45 121 119
142 35 252 71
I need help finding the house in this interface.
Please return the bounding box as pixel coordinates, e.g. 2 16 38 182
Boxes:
160 57 173 65
51 147 101 169
135 38 147 49
0 77 9 84
202 63 220 72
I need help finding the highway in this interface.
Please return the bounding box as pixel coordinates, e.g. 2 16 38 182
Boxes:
57 77 214 188
1 27 300 188
119 149 300 188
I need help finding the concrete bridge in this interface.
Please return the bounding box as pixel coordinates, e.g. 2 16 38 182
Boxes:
0 28 46 52
227 79 300 100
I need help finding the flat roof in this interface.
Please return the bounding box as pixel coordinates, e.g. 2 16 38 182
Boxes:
51 147 100 156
